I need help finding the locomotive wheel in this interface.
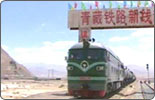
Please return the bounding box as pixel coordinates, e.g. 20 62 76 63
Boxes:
121 81 124 87
112 82 117 91
107 83 113 93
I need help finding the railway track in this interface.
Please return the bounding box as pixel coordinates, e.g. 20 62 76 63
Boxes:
140 82 154 99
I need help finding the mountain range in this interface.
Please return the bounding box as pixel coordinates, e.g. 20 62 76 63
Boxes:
1 48 34 79
24 63 154 79
24 63 67 78
126 64 154 79
1 48 153 79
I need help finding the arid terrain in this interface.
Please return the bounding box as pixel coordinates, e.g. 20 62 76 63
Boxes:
1 79 154 99
1 79 68 99
1 47 154 99
1 48 33 79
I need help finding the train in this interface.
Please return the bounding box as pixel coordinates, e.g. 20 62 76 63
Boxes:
66 40 136 98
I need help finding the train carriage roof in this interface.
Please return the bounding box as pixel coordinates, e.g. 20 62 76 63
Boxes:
70 42 121 61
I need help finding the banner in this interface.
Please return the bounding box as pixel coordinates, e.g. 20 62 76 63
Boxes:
68 7 154 29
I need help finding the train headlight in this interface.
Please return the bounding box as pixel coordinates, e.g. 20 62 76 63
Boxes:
81 61 89 69
67 66 73 70
96 66 104 71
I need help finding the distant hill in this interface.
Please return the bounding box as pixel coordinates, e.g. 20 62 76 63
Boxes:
24 63 154 79
1 48 34 79
127 65 154 79
24 63 67 78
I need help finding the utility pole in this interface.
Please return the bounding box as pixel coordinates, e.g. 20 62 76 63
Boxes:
48 69 50 79
52 69 54 79
146 64 150 84
48 69 54 79
47 69 51 85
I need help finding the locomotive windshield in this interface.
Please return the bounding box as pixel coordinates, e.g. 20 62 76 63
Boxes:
69 49 107 60
69 49 83 60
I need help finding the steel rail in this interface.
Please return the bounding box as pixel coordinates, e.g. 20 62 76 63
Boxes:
140 82 154 99
144 83 154 91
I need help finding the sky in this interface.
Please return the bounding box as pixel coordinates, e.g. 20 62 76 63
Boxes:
1 1 154 72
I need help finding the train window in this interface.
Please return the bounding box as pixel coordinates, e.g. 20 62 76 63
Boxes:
121 65 124 69
87 50 100 60
69 50 83 60
87 49 106 60
105 52 109 61
69 49 107 60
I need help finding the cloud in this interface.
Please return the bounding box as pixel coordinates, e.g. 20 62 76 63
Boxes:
116 1 123 3
81 1 103 6
131 28 154 37
82 1 95 5
12 41 76 66
110 45 154 67
109 36 129 42
108 28 154 70
131 28 154 51
138 37 154 48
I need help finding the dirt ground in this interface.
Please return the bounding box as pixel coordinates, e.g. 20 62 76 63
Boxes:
1 79 154 99
1 79 68 99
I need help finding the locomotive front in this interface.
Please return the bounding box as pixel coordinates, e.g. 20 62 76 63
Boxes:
66 41 108 98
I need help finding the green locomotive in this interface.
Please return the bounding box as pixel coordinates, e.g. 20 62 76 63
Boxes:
66 40 136 98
